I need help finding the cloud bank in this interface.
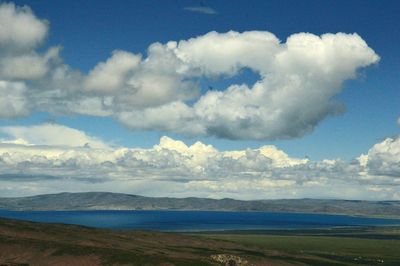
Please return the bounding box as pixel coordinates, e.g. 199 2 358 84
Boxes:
0 123 399 199
0 3 380 140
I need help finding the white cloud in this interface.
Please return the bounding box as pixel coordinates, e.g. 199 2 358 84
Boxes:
85 50 141 93
115 31 379 139
117 42 198 108
363 137 400 177
0 3 54 82
0 3 48 51
184 6 217 15
0 80 29 118
117 101 201 135
0 123 399 199
0 3 381 141
154 136 217 155
174 31 281 76
1 53 48 79
0 123 110 149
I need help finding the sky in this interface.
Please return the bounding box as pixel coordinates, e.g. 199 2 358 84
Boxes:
0 0 399 199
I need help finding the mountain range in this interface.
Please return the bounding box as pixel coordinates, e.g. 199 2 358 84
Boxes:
1 192 400 218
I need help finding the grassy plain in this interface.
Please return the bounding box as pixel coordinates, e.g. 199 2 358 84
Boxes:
198 227 400 265
0 218 399 265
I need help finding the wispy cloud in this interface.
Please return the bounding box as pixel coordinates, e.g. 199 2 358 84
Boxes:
184 6 217 15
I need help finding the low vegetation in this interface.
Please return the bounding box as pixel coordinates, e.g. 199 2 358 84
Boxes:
0 218 399 265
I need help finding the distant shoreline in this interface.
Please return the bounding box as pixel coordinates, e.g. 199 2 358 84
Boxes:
1 207 400 220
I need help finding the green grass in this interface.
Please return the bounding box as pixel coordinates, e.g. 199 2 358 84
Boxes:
200 234 400 265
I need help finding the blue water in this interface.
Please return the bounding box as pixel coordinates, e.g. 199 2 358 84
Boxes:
0 210 399 231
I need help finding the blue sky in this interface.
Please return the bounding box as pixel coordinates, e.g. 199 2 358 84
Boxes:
0 1 399 198
3 0 398 160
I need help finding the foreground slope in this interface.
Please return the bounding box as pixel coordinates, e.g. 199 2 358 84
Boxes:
1 192 400 217
1 218 400 265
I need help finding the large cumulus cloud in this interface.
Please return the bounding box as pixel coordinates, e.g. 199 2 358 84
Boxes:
0 3 380 140
113 31 379 140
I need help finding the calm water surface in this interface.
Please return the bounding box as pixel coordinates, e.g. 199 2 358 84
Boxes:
0 210 399 231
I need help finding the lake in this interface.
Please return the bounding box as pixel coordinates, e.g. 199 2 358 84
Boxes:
0 210 399 231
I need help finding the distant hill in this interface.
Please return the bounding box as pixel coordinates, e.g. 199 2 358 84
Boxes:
1 192 400 218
